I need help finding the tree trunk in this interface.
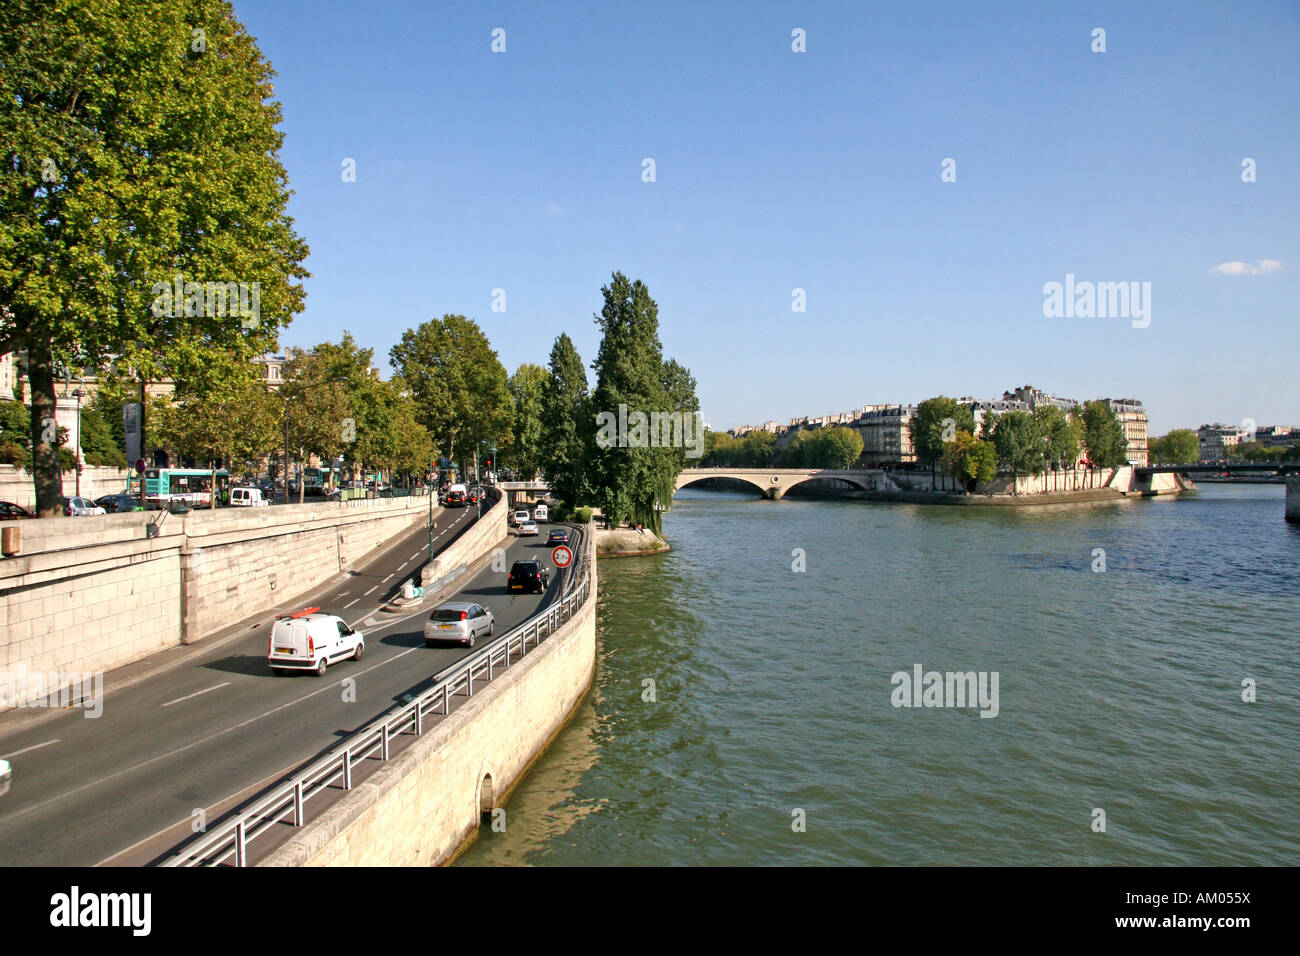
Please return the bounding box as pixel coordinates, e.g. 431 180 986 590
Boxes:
27 343 63 517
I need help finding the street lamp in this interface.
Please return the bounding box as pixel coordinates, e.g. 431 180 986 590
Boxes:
71 387 83 497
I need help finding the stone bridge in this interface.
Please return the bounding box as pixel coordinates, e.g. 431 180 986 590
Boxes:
675 468 887 500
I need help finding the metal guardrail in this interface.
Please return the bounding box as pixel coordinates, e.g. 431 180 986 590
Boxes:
161 521 591 867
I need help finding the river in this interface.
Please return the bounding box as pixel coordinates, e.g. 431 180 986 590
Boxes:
458 483 1300 865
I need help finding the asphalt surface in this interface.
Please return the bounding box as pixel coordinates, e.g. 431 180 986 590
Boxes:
0 497 577 866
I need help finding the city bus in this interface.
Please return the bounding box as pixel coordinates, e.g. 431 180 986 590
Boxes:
301 466 340 496
129 467 230 508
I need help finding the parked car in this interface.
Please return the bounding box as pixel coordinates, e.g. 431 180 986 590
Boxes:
228 486 269 507
0 501 34 520
547 528 570 546
424 602 494 648
508 559 549 593
95 494 143 513
267 607 364 676
62 496 106 517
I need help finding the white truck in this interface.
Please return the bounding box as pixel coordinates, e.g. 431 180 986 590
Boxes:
267 607 364 676
229 487 269 507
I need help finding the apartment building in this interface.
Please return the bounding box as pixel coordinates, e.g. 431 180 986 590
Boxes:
1198 423 1242 462
1103 397 1149 466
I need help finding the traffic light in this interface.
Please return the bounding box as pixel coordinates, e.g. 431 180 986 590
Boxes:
486 458 492 469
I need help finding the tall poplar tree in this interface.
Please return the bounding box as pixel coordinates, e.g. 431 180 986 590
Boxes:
539 333 589 509
588 272 697 534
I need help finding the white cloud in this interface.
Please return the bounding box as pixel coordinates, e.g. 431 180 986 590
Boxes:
545 203 564 215
1209 259 1283 276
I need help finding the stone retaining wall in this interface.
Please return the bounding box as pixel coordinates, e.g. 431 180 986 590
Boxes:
263 527 597 867
0 495 436 707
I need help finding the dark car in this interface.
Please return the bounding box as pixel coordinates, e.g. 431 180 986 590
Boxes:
95 494 143 513
546 528 570 546
508 559 550 594
0 501 34 520
445 490 466 507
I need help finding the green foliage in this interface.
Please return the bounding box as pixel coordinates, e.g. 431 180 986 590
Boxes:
0 399 30 449
910 398 976 468
539 333 591 509
941 430 998 486
390 315 513 469
1080 400 1128 468
1033 405 1080 470
155 356 280 505
574 506 594 523
989 410 1047 477
0 442 25 465
78 404 119 463
1151 428 1198 463
587 272 697 534
0 0 310 513
505 363 548 479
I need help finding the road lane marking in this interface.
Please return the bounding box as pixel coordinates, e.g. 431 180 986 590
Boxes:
2 646 426 827
160 683 231 708
365 585 378 595
1 739 60 759
343 598 359 608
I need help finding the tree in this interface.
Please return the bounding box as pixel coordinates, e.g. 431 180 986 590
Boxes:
742 429 777 467
281 347 349 501
505 364 548 480
352 377 432 479
1 0 309 515
539 333 590 508
941 430 997 490
154 361 280 506
389 315 512 474
1152 429 1197 464
1080 400 1128 469
587 272 696 534
989 411 1046 486
910 398 976 472
78 404 125 467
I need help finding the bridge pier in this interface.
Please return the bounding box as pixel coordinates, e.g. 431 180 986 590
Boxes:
1288 477 1300 523
767 486 783 501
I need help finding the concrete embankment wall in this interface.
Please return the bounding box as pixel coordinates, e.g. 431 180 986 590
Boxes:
419 498 507 591
0 495 434 703
0 464 132 510
889 467 1118 495
1288 477 1300 523
263 531 597 867
884 466 1189 501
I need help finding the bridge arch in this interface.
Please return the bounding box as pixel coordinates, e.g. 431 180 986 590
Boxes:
673 473 769 498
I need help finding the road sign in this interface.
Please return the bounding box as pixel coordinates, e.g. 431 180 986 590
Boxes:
135 458 147 475
551 545 573 568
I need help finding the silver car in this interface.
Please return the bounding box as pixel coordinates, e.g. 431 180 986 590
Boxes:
424 602 494 648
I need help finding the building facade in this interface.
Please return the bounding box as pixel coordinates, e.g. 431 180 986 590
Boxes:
1104 398 1149 466
1198 423 1241 462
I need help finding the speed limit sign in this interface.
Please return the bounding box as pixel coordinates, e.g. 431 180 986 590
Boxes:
551 545 573 568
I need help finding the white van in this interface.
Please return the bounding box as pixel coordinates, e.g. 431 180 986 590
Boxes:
532 504 548 522
267 608 364 676
229 486 268 507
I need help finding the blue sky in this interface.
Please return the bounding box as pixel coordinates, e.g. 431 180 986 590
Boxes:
236 0 1298 435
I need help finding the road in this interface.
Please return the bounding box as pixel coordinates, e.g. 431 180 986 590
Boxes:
0 497 575 866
